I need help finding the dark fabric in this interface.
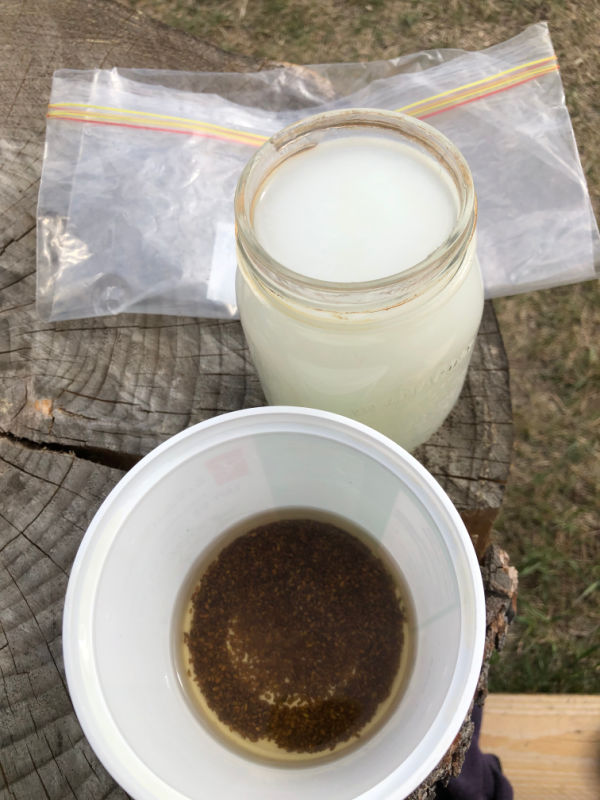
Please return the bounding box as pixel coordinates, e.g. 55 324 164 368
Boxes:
435 705 513 800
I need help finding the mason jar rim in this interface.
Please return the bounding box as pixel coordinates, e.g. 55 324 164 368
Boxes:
234 108 477 312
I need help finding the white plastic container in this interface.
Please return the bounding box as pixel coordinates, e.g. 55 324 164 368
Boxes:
235 110 484 451
63 407 485 800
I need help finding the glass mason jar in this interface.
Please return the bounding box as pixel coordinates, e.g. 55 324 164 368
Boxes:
234 109 483 451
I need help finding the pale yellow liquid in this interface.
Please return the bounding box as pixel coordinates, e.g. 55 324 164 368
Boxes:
173 509 415 765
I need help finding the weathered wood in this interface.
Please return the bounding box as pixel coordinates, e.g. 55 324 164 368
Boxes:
0 432 517 799
0 0 512 522
0 1 514 798
0 437 128 800
1 294 510 513
408 544 518 800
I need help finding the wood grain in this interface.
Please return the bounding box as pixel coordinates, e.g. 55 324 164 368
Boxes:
0 1 515 798
481 694 600 800
0 437 128 800
0 426 517 799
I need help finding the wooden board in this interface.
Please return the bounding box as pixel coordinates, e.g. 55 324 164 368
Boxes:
480 694 600 800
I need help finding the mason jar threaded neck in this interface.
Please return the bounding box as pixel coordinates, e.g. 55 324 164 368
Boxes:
234 108 477 313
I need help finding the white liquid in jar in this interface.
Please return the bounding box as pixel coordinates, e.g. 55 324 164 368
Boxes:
237 128 483 451
253 136 459 282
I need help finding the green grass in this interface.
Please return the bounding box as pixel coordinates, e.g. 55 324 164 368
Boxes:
491 281 599 692
123 0 600 693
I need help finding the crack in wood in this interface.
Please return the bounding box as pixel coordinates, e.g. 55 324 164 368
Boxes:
27 732 77 797
79 746 106 789
18 425 89 445
20 529 69 578
0 534 21 556
0 431 138 472
53 407 98 423
0 452 75 493
0 346 31 356
0 757 14 798
0 269 36 293
2 564 69 699
61 389 140 406
58 764 79 800
0 301 36 315
440 472 510 484
0 222 36 259
1 669 15 717
56 391 194 418
0 507 21 535
25 742 53 800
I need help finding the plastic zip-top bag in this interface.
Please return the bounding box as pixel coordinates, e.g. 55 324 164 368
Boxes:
36 23 599 321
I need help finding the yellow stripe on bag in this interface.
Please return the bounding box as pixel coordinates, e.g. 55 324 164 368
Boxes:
396 55 557 114
47 103 269 146
398 60 558 118
47 55 559 143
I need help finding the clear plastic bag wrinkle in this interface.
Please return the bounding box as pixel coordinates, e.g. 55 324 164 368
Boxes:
36 23 599 321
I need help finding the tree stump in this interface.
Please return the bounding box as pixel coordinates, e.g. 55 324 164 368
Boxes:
0 2 515 798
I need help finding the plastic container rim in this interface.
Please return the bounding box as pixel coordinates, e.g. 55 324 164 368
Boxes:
63 406 486 800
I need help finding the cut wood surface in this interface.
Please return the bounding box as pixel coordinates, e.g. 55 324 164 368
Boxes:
480 694 600 800
0 433 517 800
0 0 513 531
0 1 514 798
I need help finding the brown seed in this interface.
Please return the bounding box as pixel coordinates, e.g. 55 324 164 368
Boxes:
184 518 404 754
